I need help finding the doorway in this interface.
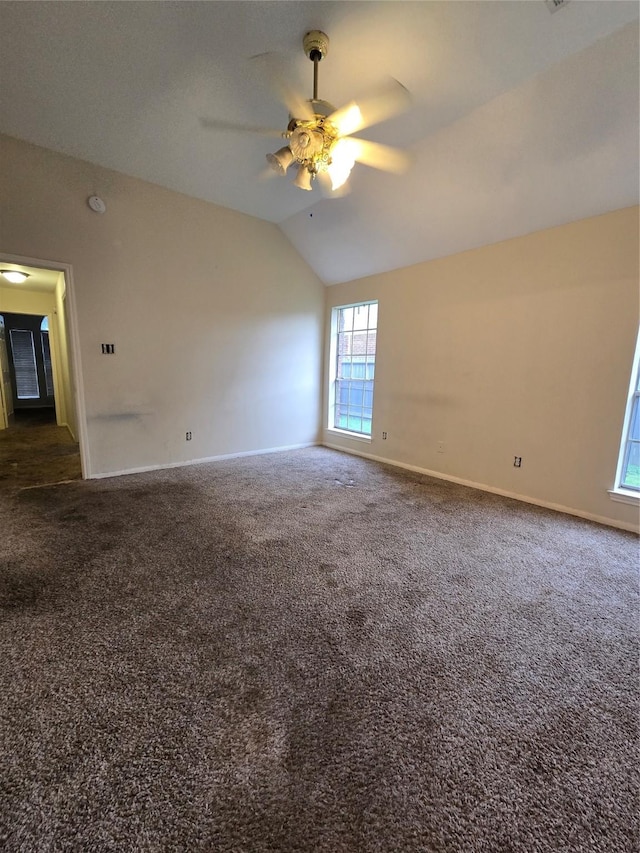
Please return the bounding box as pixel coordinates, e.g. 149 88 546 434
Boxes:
3 313 55 414
0 257 87 482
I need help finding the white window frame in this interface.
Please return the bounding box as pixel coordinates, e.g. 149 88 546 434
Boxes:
610 328 640 505
327 300 378 440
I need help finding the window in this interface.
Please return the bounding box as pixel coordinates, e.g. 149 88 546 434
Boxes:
329 301 377 436
9 329 40 399
615 331 640 493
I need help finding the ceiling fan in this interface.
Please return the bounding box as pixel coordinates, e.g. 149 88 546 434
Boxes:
201 30 411 194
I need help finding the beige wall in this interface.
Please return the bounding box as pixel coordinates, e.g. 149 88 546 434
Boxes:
0 287 55 316
0 134 325 477
324 207 639 531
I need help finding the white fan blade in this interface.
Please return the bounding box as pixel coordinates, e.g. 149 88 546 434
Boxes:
251 53 315 122
344 137 410 174
258 164 279 183
273 80 315 123
199 117 284 138
328 78 411 136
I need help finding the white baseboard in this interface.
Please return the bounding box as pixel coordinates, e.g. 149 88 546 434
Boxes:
323 442 639 534
89 441 319 481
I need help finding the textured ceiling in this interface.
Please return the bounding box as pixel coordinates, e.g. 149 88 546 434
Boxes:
0 1 638 284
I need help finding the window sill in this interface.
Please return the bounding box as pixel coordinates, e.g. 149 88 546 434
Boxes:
326 428 372 443
608 488 640 506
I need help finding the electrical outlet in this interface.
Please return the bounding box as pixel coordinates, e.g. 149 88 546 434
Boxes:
101 343 115 354
382 431 387 440
437 441 445 453
514 456 522 467
186 431 192 441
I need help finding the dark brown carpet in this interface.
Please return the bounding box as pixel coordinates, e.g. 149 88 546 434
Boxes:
0 447 638 851
0 410 81 491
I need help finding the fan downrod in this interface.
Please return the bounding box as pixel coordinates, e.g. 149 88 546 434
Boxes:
303 30 329 101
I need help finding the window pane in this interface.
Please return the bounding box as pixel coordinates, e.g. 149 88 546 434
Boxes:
353 305 368 331
368 302 378 329
621 441 640 490
340 307 354 333
349 384 364 408
10 329 39 399
628 397 640 442
339 360 351 379
339 331 352 358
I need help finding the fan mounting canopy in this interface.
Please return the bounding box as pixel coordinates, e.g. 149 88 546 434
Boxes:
303 30 330 62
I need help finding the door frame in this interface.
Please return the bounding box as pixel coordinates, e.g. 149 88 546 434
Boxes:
0 253 90 478
0 315 11 429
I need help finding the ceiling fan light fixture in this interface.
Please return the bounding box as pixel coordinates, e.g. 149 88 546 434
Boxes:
215 29 410 195
327 138 357 191
0 270 30 284
293 164 314 191
266 145 294 175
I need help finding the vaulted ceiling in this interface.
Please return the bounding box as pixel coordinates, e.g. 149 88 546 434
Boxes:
0 1 638 284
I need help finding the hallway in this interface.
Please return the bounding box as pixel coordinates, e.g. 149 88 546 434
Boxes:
0 409 81 492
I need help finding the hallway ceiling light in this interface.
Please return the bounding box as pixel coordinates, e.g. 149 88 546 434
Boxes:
1 270 30 284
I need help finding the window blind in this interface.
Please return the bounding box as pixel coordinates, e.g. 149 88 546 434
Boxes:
10 329 40 399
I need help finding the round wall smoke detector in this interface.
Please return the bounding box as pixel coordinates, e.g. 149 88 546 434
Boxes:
87 195 106 214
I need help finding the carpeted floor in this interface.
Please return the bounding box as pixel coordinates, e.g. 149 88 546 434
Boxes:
0 408 81 491
0 447 638 852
